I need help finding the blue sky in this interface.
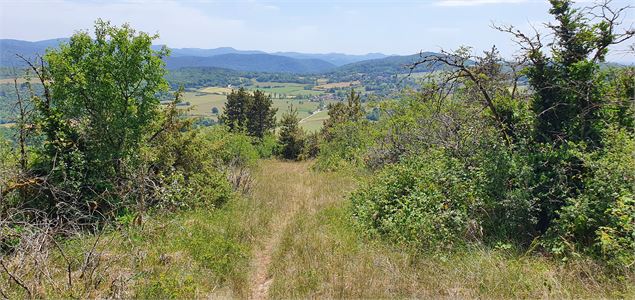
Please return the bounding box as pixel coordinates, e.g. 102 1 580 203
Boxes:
1 0 633 62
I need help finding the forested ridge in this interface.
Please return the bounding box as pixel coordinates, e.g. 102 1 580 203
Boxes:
1 0 634 298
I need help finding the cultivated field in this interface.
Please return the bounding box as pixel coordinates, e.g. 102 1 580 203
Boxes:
314 80 361 91
172 84 334 129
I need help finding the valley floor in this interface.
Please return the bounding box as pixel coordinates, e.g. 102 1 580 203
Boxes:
3 160 633 299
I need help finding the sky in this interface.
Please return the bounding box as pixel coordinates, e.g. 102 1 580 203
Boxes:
1 0 633 62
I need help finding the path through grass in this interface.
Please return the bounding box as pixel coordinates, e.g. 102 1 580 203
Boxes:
248 161 634 299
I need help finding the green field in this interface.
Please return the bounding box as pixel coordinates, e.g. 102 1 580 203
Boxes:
250 80 323 97
180 91 226 119
174 84 332 129
299 109 329 132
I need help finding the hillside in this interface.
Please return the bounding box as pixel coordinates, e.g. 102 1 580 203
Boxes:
0 38 69 66
273 52 387 66
164 53 337 73
162 46 387 66
157 46 266 57
333 52 441 75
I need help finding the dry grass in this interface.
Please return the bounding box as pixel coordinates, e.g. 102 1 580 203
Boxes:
3 160 632 299
0 175 271 299
247 160 356 299
313 81 361 91
268 203 635 299
199 87 233 94
255 161 635 299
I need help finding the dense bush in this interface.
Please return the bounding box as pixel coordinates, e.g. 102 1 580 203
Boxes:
333 0 635 268
0 22 253 223
547 128 635 266
254 133 279 159
351 150 481 250
314 120 372 171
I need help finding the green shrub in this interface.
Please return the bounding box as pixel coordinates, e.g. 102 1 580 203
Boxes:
547 128 635 266
254 133 279 158
148 125 256 209
351 150 482 250
200 126 259 168
314 121 373 171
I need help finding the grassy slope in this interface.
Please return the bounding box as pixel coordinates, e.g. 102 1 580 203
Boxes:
4 160 632 299
259 162 634 299
1 174 272 298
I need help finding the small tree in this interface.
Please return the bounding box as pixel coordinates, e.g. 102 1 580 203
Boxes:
246 90 277 138
220 87 251 131
211 107 219 114
16 19 170 216
278 106 305 160
322 88 364 139
220 89 277 139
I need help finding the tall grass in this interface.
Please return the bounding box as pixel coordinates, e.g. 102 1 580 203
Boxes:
4 160 632 299
264 161 634 299
1 180 270 299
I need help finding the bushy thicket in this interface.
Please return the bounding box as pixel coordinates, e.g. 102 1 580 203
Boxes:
0 21 258 226
321 0 635 268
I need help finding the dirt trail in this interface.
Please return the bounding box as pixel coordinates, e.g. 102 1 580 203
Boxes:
250 227 279 300
248 161 314 300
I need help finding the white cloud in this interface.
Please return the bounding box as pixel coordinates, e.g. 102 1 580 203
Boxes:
435 0 528 7
0 0 247 48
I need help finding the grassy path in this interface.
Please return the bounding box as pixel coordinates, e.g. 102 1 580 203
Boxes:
245 160 634 299
248 161 355 299
3 160 631 298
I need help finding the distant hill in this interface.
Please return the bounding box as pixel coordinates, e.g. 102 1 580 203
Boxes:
333 53 441 75
156 46 386 66
165 53 337 73
273 52 387 66
156 46 266 57
0 38 69 66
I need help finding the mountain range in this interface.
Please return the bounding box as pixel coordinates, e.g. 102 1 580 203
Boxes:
0 38 431 74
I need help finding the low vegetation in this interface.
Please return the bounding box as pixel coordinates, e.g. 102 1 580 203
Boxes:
1 0 634 299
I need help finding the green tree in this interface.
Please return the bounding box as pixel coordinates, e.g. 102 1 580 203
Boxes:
514 0 635 233
322 88 364 139
21 19 169 214
220 87 251 132
220 89 277 138
346 88 363 121
278 106 305 160
246 90 277 138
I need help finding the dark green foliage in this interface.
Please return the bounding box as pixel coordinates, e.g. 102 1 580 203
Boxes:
520 1 634 247
247 90 277 138
278 106 305 160
301 131 321 160
219 88 277 138
351 150 480 249
547 128 635 266
220 87 252 132
337 0 635 268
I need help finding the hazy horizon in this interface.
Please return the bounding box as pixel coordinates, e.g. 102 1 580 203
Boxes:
1 0 633 62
